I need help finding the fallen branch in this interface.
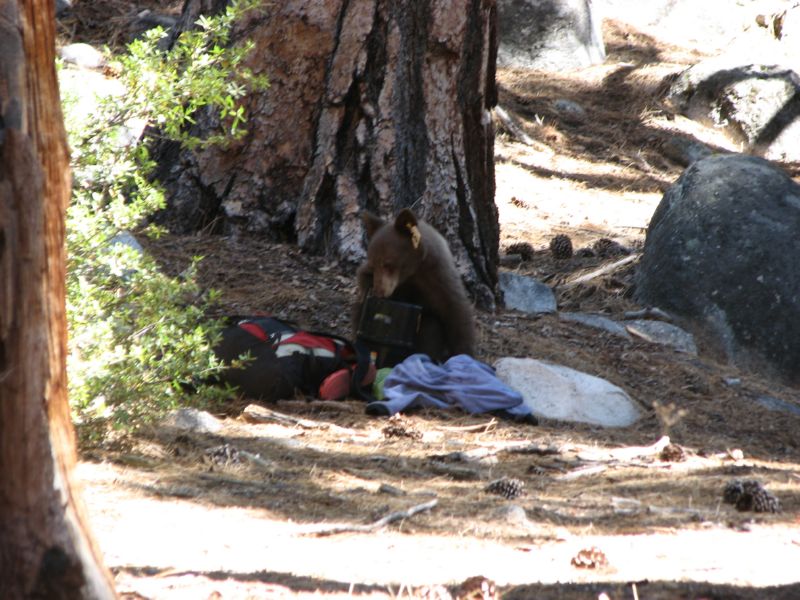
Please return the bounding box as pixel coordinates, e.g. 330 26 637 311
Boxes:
428 461 483 481
576 436 671 462
239 450 275 472
505 443 564 456
560 254 640 290
242 403 355 435
494 105 536 146
431 440 562 467
623 306 674 322
437 419 498 433
302 499 438 537
555 464 608 481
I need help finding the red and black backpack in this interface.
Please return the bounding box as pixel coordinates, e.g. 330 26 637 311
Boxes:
214 316 374 402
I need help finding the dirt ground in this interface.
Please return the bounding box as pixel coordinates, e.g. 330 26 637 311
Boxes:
61 2 800 598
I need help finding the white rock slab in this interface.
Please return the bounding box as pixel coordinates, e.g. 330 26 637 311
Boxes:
494 357 641 427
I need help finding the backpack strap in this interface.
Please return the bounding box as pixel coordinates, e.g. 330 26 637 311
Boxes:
351 338 377 403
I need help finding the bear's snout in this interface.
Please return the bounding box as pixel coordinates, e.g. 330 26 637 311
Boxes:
372 271 399 298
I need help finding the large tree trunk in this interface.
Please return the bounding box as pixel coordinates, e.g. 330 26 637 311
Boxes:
0 2 116 598
156 0 500 307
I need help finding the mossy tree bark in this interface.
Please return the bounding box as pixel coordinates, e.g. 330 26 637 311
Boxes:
0 1 116 597
158 0 500 306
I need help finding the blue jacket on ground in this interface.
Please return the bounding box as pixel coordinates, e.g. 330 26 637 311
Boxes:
370 353 532 418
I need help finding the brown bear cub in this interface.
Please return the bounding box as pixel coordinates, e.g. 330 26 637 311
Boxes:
353 208 476 365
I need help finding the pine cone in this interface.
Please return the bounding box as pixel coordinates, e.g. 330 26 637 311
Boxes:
723 479 781 513
592 237 629 258
723 479 759 504
749 487 781 513
204 443 241 466
659 443 686 462
455 576 498 600
484 477 525 500
570 546 609 569
505 241 535 261
549 234 574 259
382 415 422 440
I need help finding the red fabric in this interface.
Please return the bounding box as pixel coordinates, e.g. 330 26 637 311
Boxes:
280 331 338 353
239 321 269 342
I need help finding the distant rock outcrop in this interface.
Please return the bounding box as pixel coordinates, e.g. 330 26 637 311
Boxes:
497 0 605 71
635 154 800 382
666 57 800 161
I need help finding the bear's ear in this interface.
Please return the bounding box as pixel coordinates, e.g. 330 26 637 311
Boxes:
394 209 418 234
394 209 421 249
362 211 385 241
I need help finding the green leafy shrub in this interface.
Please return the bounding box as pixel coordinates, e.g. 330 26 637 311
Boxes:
63 0 268 440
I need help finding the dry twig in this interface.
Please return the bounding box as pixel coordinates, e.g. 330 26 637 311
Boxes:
436 419 498 433
239 450 275 472
302 499 438 537
242 403 355 435
555 464 608 481
560 254 640 290
494 105 536 146
576 436 671 462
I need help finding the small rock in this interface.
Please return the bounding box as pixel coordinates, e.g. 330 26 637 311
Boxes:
499 272 557 315
55 0 71 18
554 98 587 123
661 136 715 166
59 43 106 69
755 395 800 417
559 312 631 340
494 504 529 526
162 408 223 434
624 319 697 354
109 231 144 254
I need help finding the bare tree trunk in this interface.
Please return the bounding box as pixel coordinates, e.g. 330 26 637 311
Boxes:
0 2 116 598
156 0 500 307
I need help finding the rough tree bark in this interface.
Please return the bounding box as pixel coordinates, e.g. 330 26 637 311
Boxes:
0 2 116 598
156 0 500 307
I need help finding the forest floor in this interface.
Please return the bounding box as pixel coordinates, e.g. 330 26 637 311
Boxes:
61 2 800 599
